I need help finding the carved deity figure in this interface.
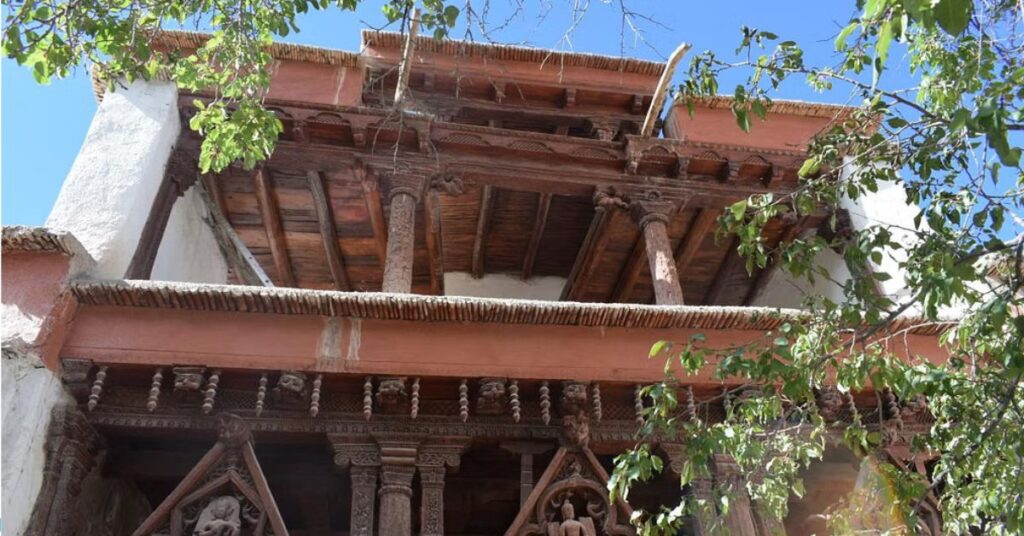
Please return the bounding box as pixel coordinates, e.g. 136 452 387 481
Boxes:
193 496 241 536
477 378 507 414
376 376 408 412
548 500 596 536
273 371 308 404
173 367 206 392
560 382 589 416
816 387 845 422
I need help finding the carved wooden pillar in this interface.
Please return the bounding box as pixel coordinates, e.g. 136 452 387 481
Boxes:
25 404 99 536
631 195 685 305
713 454 758 536
376 437 421 536
330 437 382 536
501 441 553 508
382 174 425 293
416 440 468 536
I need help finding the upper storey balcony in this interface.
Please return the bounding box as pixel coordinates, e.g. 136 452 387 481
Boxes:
103 31 853 306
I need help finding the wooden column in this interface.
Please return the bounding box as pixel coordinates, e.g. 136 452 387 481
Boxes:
713 454 758 536
382 175 424 293
415 438 467 536
330 438 382 536
376 438 420 536
631 196 684 305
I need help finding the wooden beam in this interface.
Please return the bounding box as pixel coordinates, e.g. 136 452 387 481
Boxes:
742 217 806 305
611 236 646 303
521 193 552 280
674 208 719 276
124 170 181 279
253 167 296 287
560 202 617 301
423 189 445 295
356 165 389 267
195 178 274 287
471 184 495 279
703 236 743 305
307 171 351 291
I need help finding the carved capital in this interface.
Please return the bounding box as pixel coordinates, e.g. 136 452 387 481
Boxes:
419 465 447 485
629 192 675 229
384 172 427 203
416 443 465 470
380 465 416 497
593 188 629 212
329 435 382 468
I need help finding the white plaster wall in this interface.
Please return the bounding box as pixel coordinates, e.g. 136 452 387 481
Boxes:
752 233 852 308
151 186 229 284
444 272 567 301
1 351 72 536
46 80 181 279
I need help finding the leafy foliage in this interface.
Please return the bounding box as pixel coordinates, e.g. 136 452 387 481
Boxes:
616 0 1024 533
2 0 460 172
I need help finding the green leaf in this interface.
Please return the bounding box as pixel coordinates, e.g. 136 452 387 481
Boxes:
734 108 751 132
834 22 857 51
876 19 894 66
933 0 972 35
798 158 820 178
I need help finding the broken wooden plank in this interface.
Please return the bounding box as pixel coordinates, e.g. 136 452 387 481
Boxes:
194 178 274 287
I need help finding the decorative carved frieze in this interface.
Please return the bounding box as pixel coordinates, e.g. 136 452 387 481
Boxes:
25 404 100 536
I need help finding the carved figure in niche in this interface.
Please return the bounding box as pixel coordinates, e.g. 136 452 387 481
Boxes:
816 386 845 422
193 496 241 536
376 376 408 413
174 367 206 392
562 413 590 449
560 381 589 416
901 394 929 422
477 377 507 415
547 500 596 536
273 371 308 406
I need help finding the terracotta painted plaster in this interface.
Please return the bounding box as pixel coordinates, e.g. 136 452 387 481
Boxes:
2 252 80 369
62 305 948 384
664 103 838 154
363 45 661 95
267 59 364 107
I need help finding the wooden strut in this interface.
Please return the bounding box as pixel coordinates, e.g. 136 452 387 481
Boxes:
471 185 495 279
356 165 390 268
672 207 719 292
612 236 647 303
521 192 552 280
307 170 351 291
124 165 184 280
195 177 274 287
253 167 296 287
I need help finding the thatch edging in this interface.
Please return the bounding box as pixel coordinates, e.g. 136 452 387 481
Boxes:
70 279 952 336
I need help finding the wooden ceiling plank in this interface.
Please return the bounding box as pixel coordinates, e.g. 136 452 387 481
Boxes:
471 184 495 279
521 192 552 280
611 236 646 303
674 208 719 276
307 170 351 292
743 216 807 305
423 189 445 295
356 165 390 268
703 235 743 305
560 203 617 301
253 167 297 287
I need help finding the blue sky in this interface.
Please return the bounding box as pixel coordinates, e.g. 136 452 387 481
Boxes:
1 1 862 225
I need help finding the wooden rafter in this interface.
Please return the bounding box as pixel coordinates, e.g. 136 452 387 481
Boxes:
307 171 351 291
356 165 389 267
611 236 647 302
195 177 274 287
560 205 617 301
423 189 445 295
253 167 296 287
521 192 551 280
471 184 495 279
704 235 743 305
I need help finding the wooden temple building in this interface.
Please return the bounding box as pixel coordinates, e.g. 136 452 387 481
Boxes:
1 30 947 536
